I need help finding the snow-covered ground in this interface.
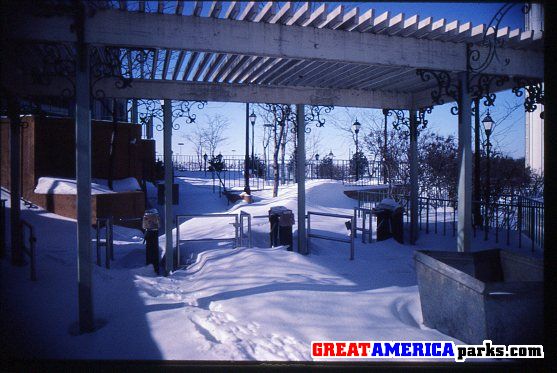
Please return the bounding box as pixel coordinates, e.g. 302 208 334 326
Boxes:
0 177 542 361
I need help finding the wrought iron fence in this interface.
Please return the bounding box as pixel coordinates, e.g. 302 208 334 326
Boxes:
162 155 407 189
357 191 544 250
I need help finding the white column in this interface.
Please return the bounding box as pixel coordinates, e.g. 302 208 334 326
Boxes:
457 72 472 252
163 99 174 274
409 109 419 245
76 43 94 332
296 104 307 255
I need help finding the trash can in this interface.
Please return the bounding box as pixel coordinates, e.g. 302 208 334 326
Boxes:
269 206 295 251
142 209 160 274
372 198 404 243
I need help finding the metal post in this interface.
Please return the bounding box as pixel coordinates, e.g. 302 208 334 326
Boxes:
7 97 24 265
163 99 174 274
484 131 491 241
409 109 419 245
75 37 95 332
131 99 138 124
382 109 388 185
296 104 307 255
457 72 472 252
244 103 251 194
473 97 482 227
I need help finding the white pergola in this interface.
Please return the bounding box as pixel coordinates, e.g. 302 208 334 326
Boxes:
1 1 543 333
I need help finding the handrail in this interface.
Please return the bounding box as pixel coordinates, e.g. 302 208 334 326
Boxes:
307 211 355 260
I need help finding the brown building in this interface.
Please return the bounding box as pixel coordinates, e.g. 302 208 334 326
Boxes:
1 115 156 223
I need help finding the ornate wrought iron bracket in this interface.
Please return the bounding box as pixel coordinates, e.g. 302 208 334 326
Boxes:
468 74 509 107
417 69 460 115
385 106 432 140
512 77 544 117
137 99 207 131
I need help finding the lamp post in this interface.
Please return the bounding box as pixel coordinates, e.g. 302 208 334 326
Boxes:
244 104 251 195
352 119 362 181
177 142 184 171
203 153 208 176
250 110 257 177
482 109 494 241
315 153 320 179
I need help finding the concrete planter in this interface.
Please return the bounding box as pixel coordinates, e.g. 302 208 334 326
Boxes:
414 249 543 345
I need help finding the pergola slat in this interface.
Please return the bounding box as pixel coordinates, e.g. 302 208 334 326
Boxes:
335 65 384 89
319 64 367 88
182 51 200 80
269 2 292 25
238 1 258 21
262 59 304 85
369 11 390 33
208 1 222 18
172 51 185 80
254 2 276 23
245 57 281 83
224 55 252 83
286 2 310 26
215 54 241 82
253 58 292 84
350 9 374 32
234 56 264 83
203 53 226 82
317 5 344 29
385 13 405 36
151 49 159 80
175 0 184 15
161 49 171 80
358 68 416 90
302 3 328 27
280 60 323 85
224 1 240 19
192 52 213 81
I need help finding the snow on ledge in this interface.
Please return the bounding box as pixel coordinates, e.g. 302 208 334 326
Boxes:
34 177 142 195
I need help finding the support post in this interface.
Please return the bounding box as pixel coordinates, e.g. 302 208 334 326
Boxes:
244 103 251 194
296 104 307 255
473 97 482 227
163 99 174 275
75 42 95 332
457 72 472 252
131 98 138 124
409 109 419 245
7 97 24 265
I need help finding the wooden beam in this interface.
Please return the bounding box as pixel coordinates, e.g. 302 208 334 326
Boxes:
8 9 543 78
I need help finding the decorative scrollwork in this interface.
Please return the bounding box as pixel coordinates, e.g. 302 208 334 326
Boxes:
468 74 509 107
466 3 531 74
417 69 460 115
305 105 333 128
512 77 544 114
385 107 432 140
136 99 207 131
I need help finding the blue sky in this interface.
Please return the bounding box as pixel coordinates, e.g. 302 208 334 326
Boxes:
151 2 530 160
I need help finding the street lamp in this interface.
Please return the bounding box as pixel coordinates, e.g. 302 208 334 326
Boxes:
203 153 208 176
352 119 362 181
328 150 335 179
315 153 320 179
250 110 257 176
482 109 494 241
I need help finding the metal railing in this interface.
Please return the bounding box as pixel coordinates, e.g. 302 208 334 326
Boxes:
175 213 243 267
20 220 37 281
96 217 114 269
166 155 409 188
307 211 355 260
357 191 544 250
238 211 252 248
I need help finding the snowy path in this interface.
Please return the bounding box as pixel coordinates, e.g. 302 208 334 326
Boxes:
0 181 540 361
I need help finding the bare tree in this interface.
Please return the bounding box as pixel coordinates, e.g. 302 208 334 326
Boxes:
202 114 230 156
256 104 295 197
182 125 205 170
